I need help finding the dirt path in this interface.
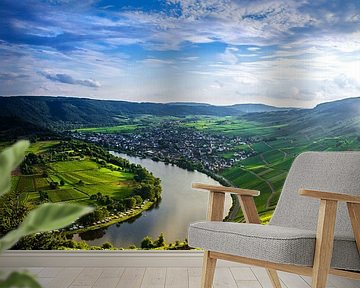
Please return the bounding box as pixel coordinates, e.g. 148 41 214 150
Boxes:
259 153 270 166
239 167 275 209
278 148 288 161
263 141 273 149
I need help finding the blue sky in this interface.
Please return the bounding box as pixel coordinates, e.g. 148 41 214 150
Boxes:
0 0 359 107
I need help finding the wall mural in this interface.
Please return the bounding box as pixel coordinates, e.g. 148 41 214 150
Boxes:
0 0 360 250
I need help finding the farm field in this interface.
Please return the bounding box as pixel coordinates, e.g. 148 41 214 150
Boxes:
27 140 60 153
75 124 139 133
220 134 360 222
9 141 138 205
184 116 282 137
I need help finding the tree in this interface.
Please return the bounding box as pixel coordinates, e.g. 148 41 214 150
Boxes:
78 207 109 226
133 195 143 205
13 232 65 250
141 236 153 249
39 191 49 202
49 181 58 190
155 233 165 247
134 168 149 182
124 197 136 209
0 192 31 236
134 184 155 200
101 242 113 249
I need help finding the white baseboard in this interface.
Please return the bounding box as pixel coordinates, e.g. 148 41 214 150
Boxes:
0 250 247 268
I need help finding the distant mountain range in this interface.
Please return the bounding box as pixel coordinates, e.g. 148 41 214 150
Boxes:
0 96 293 129
0 96 359 139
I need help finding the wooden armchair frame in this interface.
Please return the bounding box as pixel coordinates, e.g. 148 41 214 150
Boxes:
192 183 360 288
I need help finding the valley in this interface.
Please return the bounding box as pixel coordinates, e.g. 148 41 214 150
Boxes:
1 95 360 249
71 111 360 222
7 141 162 236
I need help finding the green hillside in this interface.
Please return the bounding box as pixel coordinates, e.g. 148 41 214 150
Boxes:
11 141 136 204
0 96 291 131
4 141 162 235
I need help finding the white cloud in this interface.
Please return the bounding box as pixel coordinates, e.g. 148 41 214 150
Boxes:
247 47 261 51
141 58 174 66
219 47 238 64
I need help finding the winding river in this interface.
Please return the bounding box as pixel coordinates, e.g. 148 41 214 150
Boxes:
73 152 232 247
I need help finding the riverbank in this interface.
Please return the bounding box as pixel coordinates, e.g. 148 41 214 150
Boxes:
65 201 154 235
113 150 239 220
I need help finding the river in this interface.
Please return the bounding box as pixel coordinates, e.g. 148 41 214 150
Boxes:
73 152 232 247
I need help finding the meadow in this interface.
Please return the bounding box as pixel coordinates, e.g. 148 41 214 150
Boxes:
10 141 136 205
75 124 139 133
74 115 180 133
227 139 360 221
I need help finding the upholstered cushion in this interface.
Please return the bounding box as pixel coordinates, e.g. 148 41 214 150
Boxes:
270 152 360 239
188 221 360 271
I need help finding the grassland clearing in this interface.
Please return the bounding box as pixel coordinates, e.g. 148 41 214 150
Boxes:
75 124 139 133
26 140 60 153
10 141 138 207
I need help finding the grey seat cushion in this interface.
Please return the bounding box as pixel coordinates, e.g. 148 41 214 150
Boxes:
188 221 360 271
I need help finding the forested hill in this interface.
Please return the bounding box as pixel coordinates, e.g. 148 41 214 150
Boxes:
0 96 289 130
243 96 360 138
0 96 360 136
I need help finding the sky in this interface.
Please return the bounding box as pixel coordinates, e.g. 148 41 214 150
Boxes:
0 0 360 107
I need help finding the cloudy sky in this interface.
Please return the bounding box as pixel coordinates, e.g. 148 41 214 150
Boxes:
0 0 359 107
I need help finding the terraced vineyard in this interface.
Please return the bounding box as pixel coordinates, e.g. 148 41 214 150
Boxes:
10 141 137 205
182 115 360 223
220 135 360 222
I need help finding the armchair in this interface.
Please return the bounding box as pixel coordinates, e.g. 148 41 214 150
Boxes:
188 152 360 288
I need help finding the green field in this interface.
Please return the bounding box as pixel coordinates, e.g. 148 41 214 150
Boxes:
10 141 137 205
75 124 139 133
47 188 87 202
220 134 360 221
74 115 182 134
26 141 60 153
184 116 284 137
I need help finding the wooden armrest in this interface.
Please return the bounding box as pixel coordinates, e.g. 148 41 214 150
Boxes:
195 182 261 223
299 189 360 204
192 183 260 197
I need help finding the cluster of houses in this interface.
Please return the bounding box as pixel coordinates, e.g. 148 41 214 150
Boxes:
72 123 254 172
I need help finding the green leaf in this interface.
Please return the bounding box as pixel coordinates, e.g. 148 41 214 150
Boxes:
0 140 30 196
21 203 94 234
0 203 93 251
0 271 41 288
0 229 23 253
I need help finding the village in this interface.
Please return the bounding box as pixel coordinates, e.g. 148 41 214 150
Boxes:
71 122 255 172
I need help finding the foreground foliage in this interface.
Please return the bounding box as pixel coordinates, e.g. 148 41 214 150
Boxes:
0 141 93 287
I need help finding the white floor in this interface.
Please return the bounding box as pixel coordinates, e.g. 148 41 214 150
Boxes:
1 251 359 288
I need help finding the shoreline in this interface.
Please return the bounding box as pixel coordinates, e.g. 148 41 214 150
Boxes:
67 149 238 238
112 150 239 221
66 201 154 235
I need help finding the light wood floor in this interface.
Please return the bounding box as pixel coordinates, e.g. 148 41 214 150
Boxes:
2 266 360 288
1 251 359 288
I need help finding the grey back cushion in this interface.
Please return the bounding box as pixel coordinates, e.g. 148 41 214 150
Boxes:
270 151 360 239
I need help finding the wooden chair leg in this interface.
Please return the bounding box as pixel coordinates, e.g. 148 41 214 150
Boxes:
347 202 360 254
266 269 282 288
312 200 337 288
201 251 217 288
